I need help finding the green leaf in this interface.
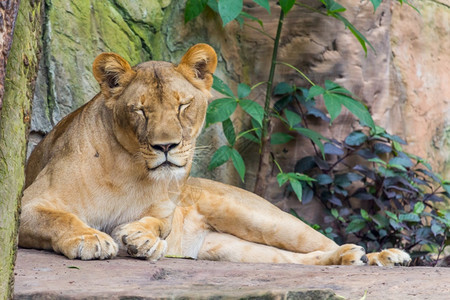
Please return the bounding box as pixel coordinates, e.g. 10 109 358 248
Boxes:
335 98 373 129
289 178 303 201
368 157 387 165
237 83 251 99
388 164 407 172
399 213 421 223
346 218 366 233
380 133 407 145
279 0 295 14
442 184 450 195
239 99 264 126
274 82 294 95
206 98 237 126
207 0 219 12
370 0 382 11
385 211 398 222
324 80 353 95
333 13 375 55
345 131 368 146
251 118 262 140
294 127 326 155
212 75 235 97
431 223 445 236
284 110 302 128
67 266 80 270
239 11 263 28
218 0 243 26
253 0 270 13
361 209 370 221
331 208 339 219
321 0 346 13
271 132 294 145
315 174 333 185
241 131 260 143
222 118 236 146
323 93 342 123
389 156 414 168
208 145 232 170
338 96 375 130
277 173 289 186
306 85 325 100
230 148 246 182
389 219 402 230
371 213 389 228
413 202 425 214
288 172 316 182
185 0 209 23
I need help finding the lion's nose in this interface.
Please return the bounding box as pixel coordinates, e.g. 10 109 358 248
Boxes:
151 143 179 154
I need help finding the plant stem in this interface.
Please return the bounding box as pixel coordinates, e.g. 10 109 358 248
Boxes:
273 156 283 173
243 23 275 40
263 10 284 129
254 8 285 197
295 2 327 16
277 61 316 86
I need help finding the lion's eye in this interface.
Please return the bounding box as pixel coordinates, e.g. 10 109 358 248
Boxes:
178 102 191 113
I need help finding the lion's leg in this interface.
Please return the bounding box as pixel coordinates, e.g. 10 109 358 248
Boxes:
19 203 118 260
111 200 176 261
198 232 368 265
111 216 171 261
190 178 339 253
366 249 411 266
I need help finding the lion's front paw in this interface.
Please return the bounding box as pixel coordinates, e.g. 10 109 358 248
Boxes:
333 244 368 265
366 248 411 266
112 223 167 261
56 229 118 260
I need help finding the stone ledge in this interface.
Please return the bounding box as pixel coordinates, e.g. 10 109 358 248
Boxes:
14 249 450 299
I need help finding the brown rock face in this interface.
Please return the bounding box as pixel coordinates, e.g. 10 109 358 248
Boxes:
386 1 450 179
0 0 20 111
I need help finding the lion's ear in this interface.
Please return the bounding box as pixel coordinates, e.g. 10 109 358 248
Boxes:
92 53 136 97
176 44 217 94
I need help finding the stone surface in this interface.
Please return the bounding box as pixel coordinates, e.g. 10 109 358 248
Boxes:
0 0 43 298
14 248 450 299
0 0 20 110
386 0 450 178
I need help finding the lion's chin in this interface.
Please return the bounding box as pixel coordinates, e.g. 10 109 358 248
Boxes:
146 162 187 182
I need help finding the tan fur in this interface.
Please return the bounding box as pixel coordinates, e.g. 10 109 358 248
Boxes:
20 44 410 266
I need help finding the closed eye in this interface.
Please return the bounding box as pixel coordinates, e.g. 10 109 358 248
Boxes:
136 109 145 116
179 102 191 113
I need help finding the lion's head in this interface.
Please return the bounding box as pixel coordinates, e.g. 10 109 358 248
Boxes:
92 44 217 181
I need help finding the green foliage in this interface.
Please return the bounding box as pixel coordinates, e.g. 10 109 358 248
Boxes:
296 125 450 265
206 97 237 125
308 81 375 130
253 0 270 13
185 1 447 265
279 0 296 14
184 0 208 23
218 0 243 26
370 0 382 11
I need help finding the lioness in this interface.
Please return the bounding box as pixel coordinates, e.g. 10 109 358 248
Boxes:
20 44 410 266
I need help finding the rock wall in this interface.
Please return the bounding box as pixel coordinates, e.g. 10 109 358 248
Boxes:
387 0 450 179
28 1 450 216
0 0 43 297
